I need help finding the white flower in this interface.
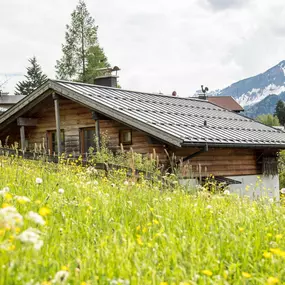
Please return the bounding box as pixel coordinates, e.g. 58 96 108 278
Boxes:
26 211 45 225
0 206 23 228
111 183 115 187
14 196 31 203
280 188 285 194
36 178 43 184
94 180 99 186
124 181 129 186
58 188 64 194
223 190 230 195
268 198 274 203
131 182 135 186
206 205 212 209
0 187 10 196
110 278 130 285
165 197 172 201
53 270 69 283
17 228 43 250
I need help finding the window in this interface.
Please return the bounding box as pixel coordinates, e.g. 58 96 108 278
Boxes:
47 130 65 153
80 127 97 153
119 129 132 145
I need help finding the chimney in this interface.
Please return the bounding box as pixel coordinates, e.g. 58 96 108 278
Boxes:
94 66 120 88
94 75 118 88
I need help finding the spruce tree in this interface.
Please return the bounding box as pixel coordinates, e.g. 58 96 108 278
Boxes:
15 57 48 95
55 0 110 83
275 100 285 126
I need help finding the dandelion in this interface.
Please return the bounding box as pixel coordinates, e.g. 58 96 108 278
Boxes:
263 251 272 258
276 234 283 240
111 183 115 187
14 196 31 204
0 206 23 228
17 228 43 250
239 228 245 232
58 188 65 194
223 190 230 195
242 272 251 278
53 270 69 283
153 219 159 225
27 211 45 226
39 207 51 217
165 197 172 201
36 177 43 184
4 193 13 201
201 270 213 276
267 277 279 284
160 282 168 285
280 188 285 194
61 265 69 271
0 187 9 196
123 181 129 186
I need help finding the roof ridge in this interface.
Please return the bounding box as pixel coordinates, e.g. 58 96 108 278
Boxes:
53 79 206 103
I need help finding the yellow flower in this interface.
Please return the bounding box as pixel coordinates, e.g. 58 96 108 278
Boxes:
202 270 213 276
142 227 147 233
160 282 168 285
4 193 12 201
239 228 244 232
242 272 251 278
39 207 51 216
61 265 69 271
81 282 87 285
2 203 11 208
153 219 159 225
35 200 41 205
270 248 285 257
136 225 141 231
267 233 273 238
276 234 283 240
267 277 279 284
8 244 15 251
41 282 52 285
0 229 5 236
137 236 143 246
263 251 272 258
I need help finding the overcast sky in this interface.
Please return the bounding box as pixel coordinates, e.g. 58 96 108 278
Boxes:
1 0 285 96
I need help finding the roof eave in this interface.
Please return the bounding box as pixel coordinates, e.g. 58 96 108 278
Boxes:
181 141 285 149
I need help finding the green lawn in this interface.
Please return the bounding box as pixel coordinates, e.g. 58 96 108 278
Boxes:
0 156 284 284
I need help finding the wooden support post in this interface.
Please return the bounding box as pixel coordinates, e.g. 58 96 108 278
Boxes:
20 126 25 152
95 120 100 150
53 93 62 156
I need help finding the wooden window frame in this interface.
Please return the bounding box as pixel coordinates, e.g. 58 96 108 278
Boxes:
46 130 65 153
119 129 132 146
80 127 97 154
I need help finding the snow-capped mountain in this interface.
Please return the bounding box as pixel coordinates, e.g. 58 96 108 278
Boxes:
211 60 285 107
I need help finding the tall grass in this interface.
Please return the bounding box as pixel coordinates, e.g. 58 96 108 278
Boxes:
0 156 284 284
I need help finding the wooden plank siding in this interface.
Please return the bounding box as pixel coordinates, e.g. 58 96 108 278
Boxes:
0 93 270 177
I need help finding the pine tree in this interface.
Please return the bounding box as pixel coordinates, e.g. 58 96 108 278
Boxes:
256 114 280 126
15 57 48 95
275 100 285 126
55 0 110 83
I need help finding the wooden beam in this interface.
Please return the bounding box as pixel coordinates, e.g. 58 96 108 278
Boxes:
53 93 62 155
95 120 101 150
17 117 38 127
20 126 25 151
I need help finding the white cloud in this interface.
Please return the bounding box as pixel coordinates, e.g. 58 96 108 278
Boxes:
1 0 285 96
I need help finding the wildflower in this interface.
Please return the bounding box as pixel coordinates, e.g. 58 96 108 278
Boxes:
201 270 213 276
267 233 273 238
280 188 285 194
123 181 129 186
206 205 212 209
2 203 11 208
94 180 99 186
270 248 285 257
153 219 159 225
263 251 272 258
39 207 51 216
160 282 168 285
136 225 141 231
4 193 13 201
267 277 279 284
58 188 65 194
35 200 41 205
61 265 69 271
165 197 172 201
239 228 245 232
276 234 283 240
36 178 43 184
14 196 31 204
223 190 230 195
111 183 115 187
0 187 9 196
27 211 45 226
53 270 69 283
0 206 23 228
17 228 43 250
110 278 130 285
268 198 274 203
242 272 251 278
136 236 143 245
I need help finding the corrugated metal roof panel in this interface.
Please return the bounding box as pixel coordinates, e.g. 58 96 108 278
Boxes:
53 80 285 147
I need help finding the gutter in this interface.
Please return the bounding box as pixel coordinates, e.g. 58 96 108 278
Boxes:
181 142 285 149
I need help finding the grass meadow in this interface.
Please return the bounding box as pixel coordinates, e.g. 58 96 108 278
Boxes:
0 155 285 284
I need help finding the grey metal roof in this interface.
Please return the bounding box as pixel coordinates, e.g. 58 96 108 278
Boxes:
53 80 285 148
0 95 25 105
1 79 285 148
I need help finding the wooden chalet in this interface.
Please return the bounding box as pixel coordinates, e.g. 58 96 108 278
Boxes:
1 76 285 198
